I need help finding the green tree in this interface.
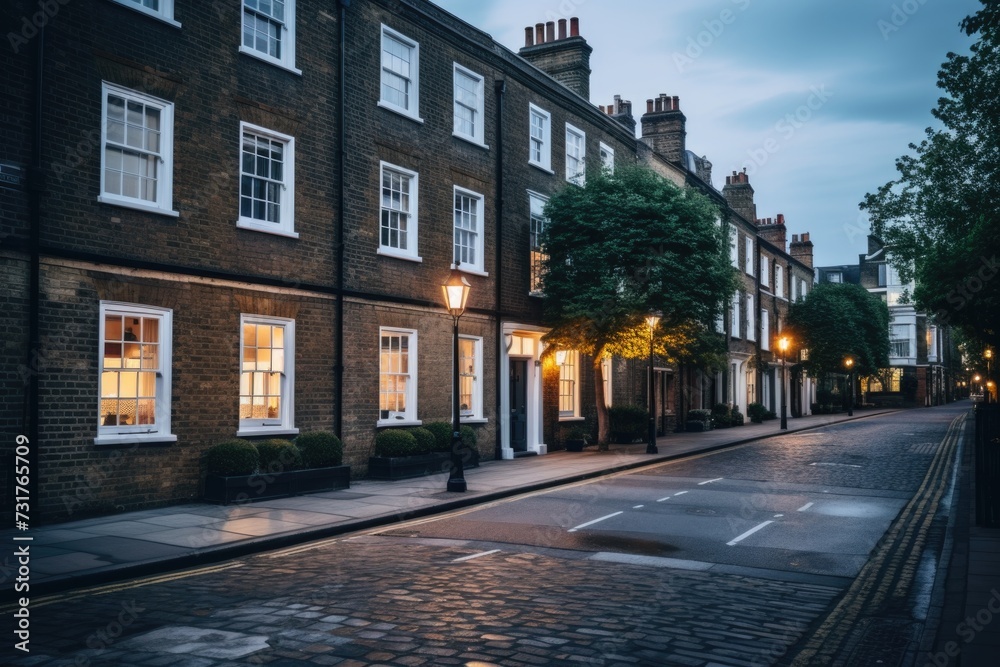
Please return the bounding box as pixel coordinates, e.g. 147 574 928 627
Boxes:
540 165 737 449
785 282 890 379
860 1 1000 349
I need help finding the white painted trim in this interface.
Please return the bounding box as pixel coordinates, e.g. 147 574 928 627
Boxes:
239 314 296 433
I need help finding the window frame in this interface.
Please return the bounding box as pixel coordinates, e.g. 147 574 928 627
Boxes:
378 161 421 262
240 0 300 75
452 63 487 148
109 0 180 27
379 24 422 122
237 121 297 239
599 141 615 173
99 82 177 217
761 256 770 287
745 236 754 276
761 309 770 351
378 327 420 426
746 294 756 341
731 291 741 339
237 314 297 437
452 185 486 275
565 123 586 185
775 264 784 299
558 350 582 420
730 227 739 268
458 335 485 422
528 190 549 296
96 302 176 446
528 104 552 172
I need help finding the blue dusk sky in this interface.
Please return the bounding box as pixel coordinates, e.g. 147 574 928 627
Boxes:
432 0 980 267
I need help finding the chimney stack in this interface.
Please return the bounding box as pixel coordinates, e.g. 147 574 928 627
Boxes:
599 94 636 133
722 169 757 223
790 231 814 268
520 17 593 100
640 93 686 164
756 213 787 250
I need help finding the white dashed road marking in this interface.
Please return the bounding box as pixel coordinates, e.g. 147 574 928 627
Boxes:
727 520 774 546
568 511 624 533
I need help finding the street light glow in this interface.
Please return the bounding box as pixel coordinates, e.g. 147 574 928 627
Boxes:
778 336 790 353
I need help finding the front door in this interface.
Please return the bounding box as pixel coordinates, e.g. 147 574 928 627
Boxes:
509 360 528 452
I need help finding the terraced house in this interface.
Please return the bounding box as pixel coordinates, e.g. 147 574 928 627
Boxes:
2 0 816 522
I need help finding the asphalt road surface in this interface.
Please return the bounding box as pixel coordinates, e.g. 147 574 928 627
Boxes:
4 403 968 667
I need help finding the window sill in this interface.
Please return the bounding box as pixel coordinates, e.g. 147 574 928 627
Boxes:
529 291 544 298
94 433 177 447
98 195 179 218
377 100 424 124
237 426 300 437
529 162 554 175
451 263 488 278
110 1 182 28
239 46 302 76
452 133 489 150
377 419 423 428
559 416 585 423
461 418 488 424
237 219 300 239
378 247 423 263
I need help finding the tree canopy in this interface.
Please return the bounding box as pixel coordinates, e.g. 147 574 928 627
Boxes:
785 282 890 378
540 164 737 447
860 1 1000 349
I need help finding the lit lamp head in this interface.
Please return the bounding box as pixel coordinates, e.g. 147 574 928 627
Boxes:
974 374 982 383
845 357 854 369
986 349 994 360
442 267 471 318
778 336 790 353
645 312 661 330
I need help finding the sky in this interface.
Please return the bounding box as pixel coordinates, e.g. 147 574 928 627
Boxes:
432 0 981 267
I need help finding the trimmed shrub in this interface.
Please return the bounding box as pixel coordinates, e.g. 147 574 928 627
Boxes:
255 439 302 472
460 425 477 450
409 427 436 455
748 402 769 423
424 421 453 452
374 429 422 457
206 439 259 476
688 409 713 430
609 405 648 443
296 431 344 468
731 409 745 426
712 403 732 428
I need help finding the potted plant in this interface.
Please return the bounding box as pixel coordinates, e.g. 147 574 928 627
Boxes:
203 432 350 505
564 425 589 452
367 424 479 481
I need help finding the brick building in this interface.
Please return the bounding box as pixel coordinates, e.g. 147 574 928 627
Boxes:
3 0 818 522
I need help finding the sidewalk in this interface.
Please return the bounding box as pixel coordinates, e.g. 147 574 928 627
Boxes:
2 409 897 599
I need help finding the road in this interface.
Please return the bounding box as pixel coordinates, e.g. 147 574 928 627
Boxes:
5 403 968 666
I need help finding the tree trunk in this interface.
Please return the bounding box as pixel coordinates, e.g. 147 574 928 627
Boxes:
593 355 610 450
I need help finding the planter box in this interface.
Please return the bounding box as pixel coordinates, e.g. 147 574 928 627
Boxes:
367 450 480 481
204 465 351 505
565 439 587 452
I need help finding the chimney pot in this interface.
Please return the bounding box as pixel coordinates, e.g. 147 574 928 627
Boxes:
646 99 654 113
672 96 680 110
802 232 810 242
558 18 567 40
524 27 534 47
570 17 580 36
535 23 544 44
777 213 785 225
545 21 555 43
599 105 606 113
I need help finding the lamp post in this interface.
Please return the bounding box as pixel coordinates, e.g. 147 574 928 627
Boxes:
645 312 661 454
778 336 790 430
442 267 471 492
844 357 854 417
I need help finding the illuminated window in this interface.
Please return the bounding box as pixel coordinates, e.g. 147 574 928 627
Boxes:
98 302 175 445
529 191 548 295
459 336 483 419
559 350 581 418
379 328 418 424
240 316 295 434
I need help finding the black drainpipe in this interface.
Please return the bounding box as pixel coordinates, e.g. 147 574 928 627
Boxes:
24 24 45 516
493 79 506 461
334 0 350 440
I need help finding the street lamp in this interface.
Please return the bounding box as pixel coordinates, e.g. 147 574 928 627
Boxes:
986 349 994 404
645 312 661 454
844 357 854 417
442 267 471 492
778 335 790 430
